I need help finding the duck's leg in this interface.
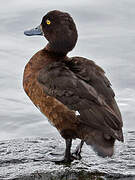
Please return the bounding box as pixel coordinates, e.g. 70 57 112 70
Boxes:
52 139 74 164
64 139 72 161
72 140 84 160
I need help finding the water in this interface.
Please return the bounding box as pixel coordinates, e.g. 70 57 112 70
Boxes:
0 132 135 179
0 0 135 140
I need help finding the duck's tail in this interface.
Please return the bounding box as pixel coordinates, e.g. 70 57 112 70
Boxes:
84 130 115 157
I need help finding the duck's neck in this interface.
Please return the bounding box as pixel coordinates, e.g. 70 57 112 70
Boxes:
45 43 70 57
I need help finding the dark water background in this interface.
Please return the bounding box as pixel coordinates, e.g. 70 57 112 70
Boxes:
0 0 135 140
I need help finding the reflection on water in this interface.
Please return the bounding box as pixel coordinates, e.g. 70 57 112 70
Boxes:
0 0 135 140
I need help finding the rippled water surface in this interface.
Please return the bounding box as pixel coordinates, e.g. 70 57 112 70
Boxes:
0 131 135 179
0 0 135 140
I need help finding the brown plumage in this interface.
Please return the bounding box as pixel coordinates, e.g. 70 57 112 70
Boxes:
23 10 124 162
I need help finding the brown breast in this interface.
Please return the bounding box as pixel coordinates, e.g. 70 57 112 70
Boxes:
23 49 80 139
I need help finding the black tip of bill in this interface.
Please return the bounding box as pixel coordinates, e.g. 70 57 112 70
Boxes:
24 25 43 36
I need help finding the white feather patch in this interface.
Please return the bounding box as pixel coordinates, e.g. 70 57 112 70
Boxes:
75 111 80 116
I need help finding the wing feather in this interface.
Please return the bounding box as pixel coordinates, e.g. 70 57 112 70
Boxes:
38 59 123 141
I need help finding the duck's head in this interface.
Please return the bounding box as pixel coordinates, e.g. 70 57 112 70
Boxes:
24 10 78 55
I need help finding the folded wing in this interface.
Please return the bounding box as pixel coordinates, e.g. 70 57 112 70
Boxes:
38 59 123 142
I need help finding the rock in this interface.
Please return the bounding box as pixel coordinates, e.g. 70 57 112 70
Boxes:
0 131 135 180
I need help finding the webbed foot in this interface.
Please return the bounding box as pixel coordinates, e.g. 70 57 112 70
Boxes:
72 151 82 160
51 155 74 164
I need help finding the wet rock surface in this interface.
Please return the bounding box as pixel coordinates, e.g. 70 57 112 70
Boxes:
0 131 135 180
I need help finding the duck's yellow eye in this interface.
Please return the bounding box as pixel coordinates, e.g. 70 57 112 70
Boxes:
46 19 51 25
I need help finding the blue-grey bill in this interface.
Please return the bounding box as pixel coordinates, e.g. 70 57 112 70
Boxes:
24 25 43 36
